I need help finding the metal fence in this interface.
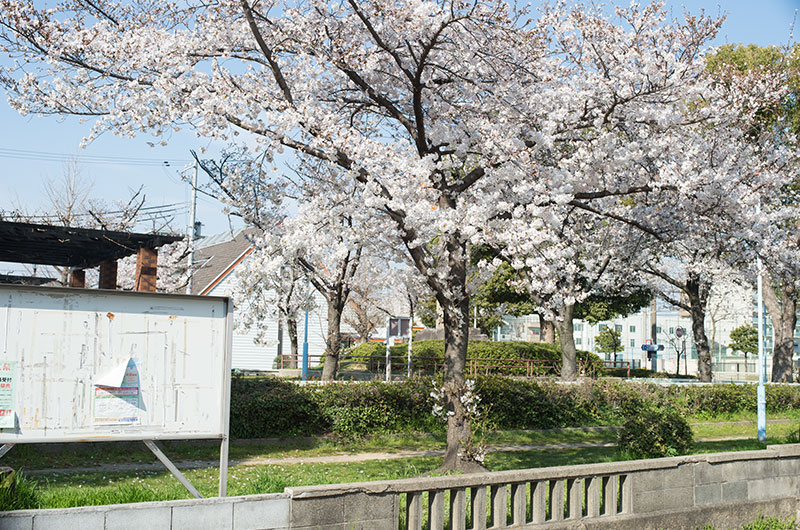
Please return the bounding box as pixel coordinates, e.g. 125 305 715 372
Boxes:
279 352 630 378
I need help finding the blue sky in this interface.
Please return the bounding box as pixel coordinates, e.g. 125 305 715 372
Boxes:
0 0 797 243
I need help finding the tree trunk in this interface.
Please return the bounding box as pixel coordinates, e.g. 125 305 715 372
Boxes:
556 303 578 380
434 241 486 474
687 274 712 382
763 276 797 383
321 297 343 381
539 313 556 344
287 316 299 369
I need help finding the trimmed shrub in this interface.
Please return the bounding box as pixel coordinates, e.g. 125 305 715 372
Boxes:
229 375 800 440
229 375 325 438
311 378 440 438
342 342 408 372
345 340 602 377
601 367 698 379
617 405 694 458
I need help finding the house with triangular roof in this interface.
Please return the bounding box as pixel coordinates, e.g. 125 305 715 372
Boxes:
189 228 333 372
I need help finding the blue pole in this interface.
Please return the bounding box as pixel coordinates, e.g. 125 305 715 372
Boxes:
756 249 766 443
302 284 309 381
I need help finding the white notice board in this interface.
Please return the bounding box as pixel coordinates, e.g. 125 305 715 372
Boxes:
0 285 232 443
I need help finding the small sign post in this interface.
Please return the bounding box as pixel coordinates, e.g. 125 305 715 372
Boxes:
675 327 687 376
642 344 664 372
386 317 411 382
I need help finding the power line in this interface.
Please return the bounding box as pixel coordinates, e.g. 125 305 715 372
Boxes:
0 147 190 167
1 202 189 223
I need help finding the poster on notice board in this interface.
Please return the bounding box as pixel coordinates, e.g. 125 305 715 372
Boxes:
93 358 142 425
0 361 17 428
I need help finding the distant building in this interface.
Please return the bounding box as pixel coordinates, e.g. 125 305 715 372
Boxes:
497 281 797 381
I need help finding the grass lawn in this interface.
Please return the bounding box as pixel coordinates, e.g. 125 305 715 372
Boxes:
4 418 791 473
3 413 799 510
8 435 795 510
2 428 618 472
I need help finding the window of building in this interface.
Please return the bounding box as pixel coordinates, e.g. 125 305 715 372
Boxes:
615 325 622 332
629 325 636 333
599 324 607 331
574 323 584 331
576 338 582 345
630 339 635 348
656 326 662 334
669 327 674 334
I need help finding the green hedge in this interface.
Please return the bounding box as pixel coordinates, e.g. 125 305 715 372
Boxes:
343 340 602 377
229 375 800 439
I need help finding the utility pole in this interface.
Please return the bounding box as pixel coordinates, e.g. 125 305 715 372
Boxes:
186 159 198 295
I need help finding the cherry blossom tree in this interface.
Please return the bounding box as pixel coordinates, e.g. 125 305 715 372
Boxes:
1 0 778 470
116 239 190 293
496 207 651 379
342 257 394 344
707 44 800 382
193 148 370 380
232 245 312 368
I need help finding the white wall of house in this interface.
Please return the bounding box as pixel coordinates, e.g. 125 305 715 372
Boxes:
206 264 331 372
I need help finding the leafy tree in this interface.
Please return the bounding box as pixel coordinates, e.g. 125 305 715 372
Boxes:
575 291 652 326
417 296 438 329
595 328 623 359
729 324 759 366
708 44 800 382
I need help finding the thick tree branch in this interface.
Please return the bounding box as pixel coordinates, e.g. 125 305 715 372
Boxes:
568 199 664 241
240 0 294 106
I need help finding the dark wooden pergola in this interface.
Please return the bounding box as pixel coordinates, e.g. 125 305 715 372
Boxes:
0 221 183 291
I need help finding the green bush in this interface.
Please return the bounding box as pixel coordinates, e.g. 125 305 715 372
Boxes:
229 376 440 439
617 405 694 458
0 470 40 511
229 375 325 438
311 378 440 438
602 367 698 379
345 340 602 377
343 342 408 372
229 375 800 439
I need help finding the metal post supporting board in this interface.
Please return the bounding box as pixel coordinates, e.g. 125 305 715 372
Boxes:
144 440 203 499
0 444 14 459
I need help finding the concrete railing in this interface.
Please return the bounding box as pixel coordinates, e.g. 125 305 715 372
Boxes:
5 444 800 529
285 443 800 530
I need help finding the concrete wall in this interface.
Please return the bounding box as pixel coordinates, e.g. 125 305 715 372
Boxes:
0 493 289 530
5 444 800 529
